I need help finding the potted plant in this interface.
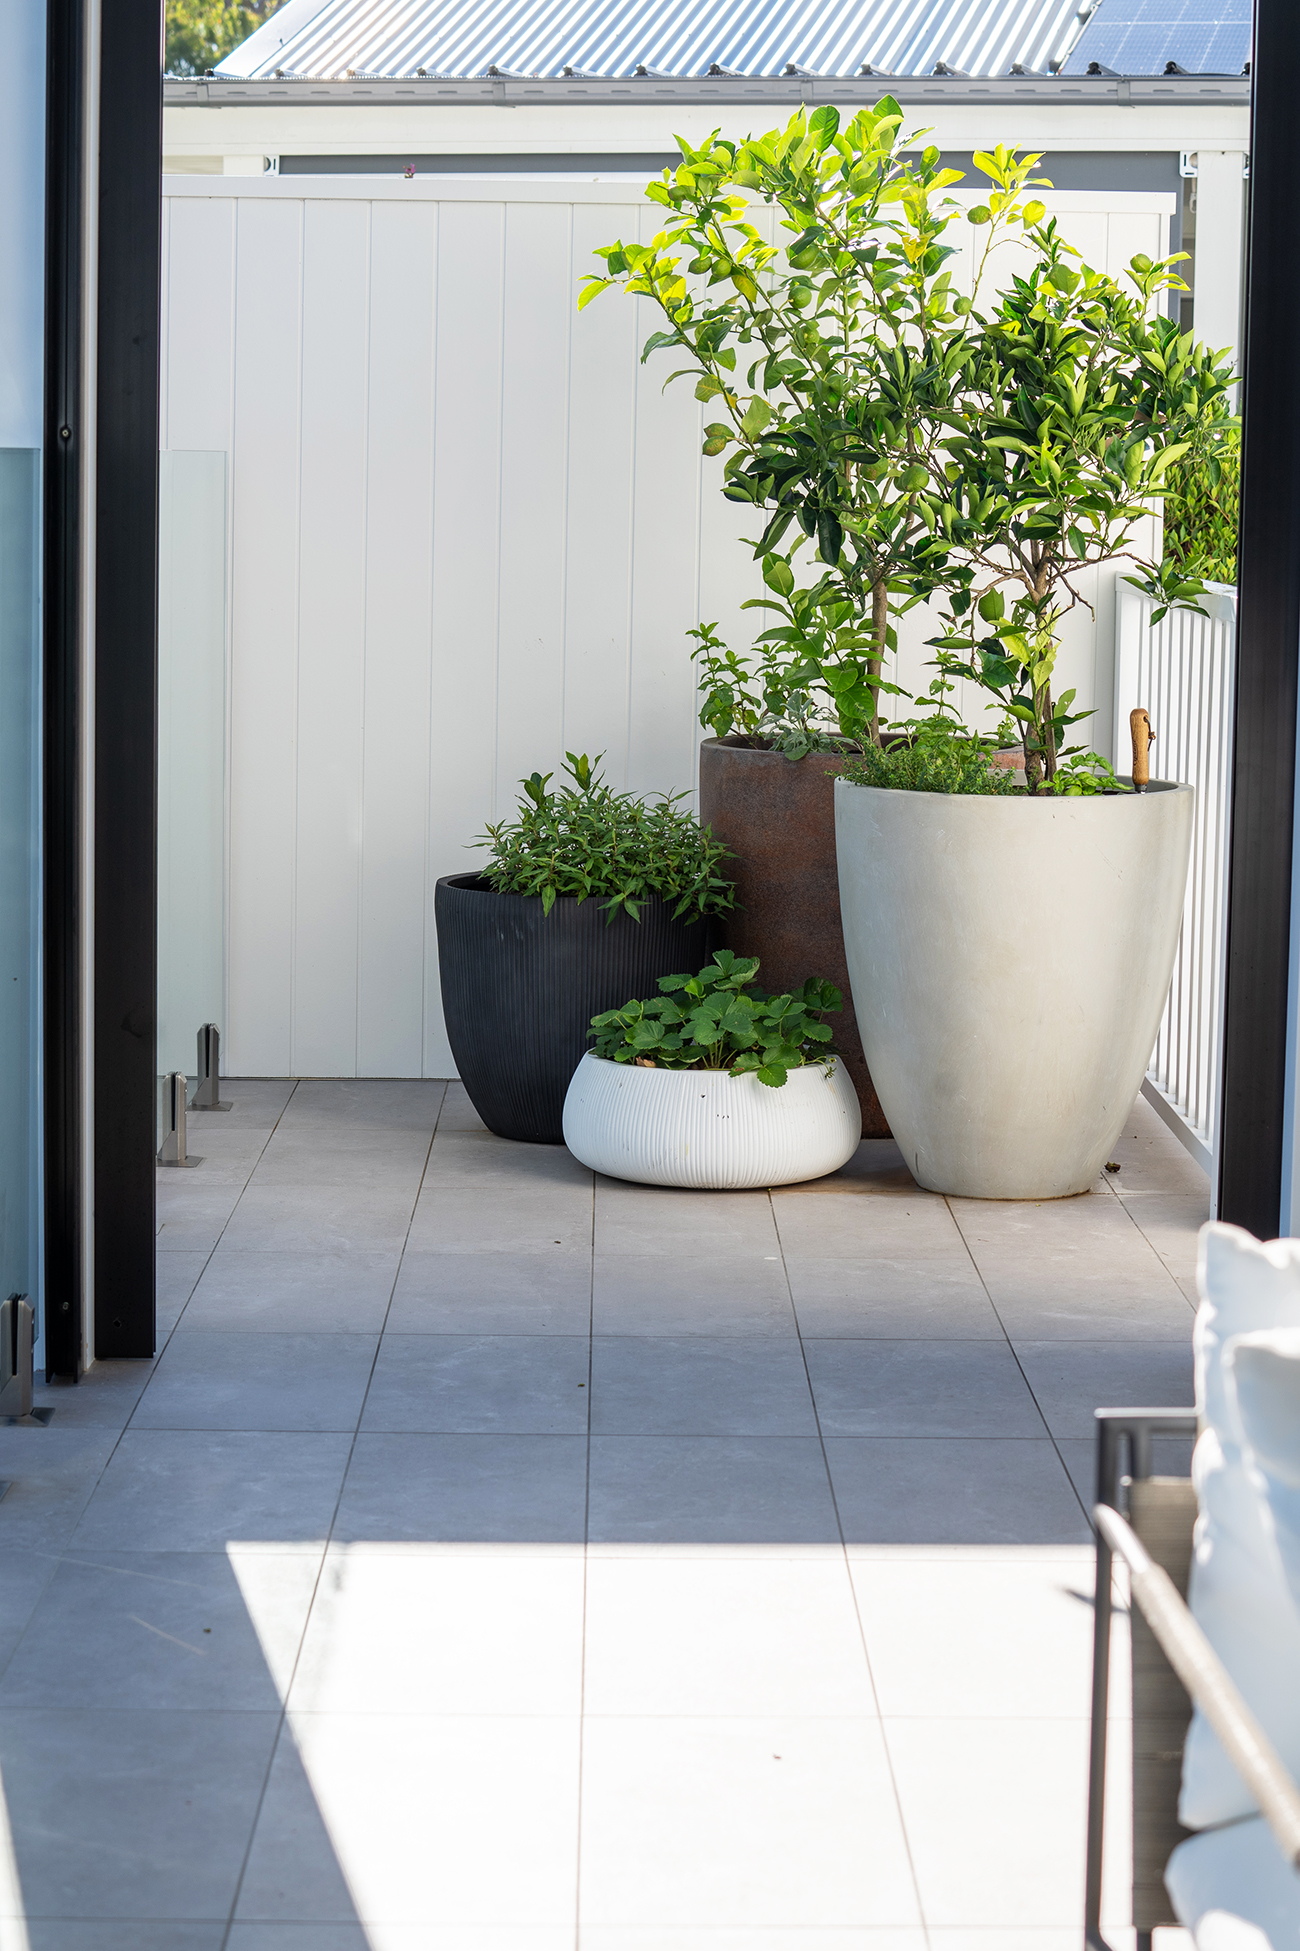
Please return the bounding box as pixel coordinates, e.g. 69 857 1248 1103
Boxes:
563 951 860 1188
832 187 1232 1198
435 755 735 1144
583 107 1047 1136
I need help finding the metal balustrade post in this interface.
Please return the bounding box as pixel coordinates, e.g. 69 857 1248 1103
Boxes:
156 1071 202 1167
191 1022 231 1111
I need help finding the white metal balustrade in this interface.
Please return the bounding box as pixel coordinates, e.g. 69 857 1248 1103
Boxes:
1113 578 1236 1190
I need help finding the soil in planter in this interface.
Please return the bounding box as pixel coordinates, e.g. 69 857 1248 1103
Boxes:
698 736 889 1139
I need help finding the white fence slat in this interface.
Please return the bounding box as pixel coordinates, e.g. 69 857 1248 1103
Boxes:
357 199 439 1079
293 198 372 1077
227 197 304 1077
424 199 506 1076
625 202 708 804
495 202 574 804
1114 578 1235 1186
562 202 641 776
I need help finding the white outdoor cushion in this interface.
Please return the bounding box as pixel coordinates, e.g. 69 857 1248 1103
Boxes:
1167 1815 1300 1949
1181 1225 1300 1829
1228 1329 1300 1611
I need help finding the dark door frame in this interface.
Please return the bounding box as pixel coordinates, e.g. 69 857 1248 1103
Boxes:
43 0 162 1375
1217 0 1298 1236
92 0 163 1359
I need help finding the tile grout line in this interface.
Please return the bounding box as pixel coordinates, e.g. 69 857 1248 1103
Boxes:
1098 1167 1202 1315
50 1081 306 1543
942 1193 1099 1530
769 1186 933 1951
217 1077 448 1951
575 1161 596 1951
153 1078 304 1369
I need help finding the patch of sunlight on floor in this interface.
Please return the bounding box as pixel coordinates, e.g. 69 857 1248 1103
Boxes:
229 1538 1148 1946
0 1764 31 1951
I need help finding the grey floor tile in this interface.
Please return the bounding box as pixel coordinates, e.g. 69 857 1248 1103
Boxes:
179 1250 401 1334
238 1710 580 1928
406 1185 593 1256
274 1078 445 1133
434 1081 488 1133
0 1549 318 1710
226 1929 370 1949
771 1134 917 1194
155 1186 244 1253
386 1250 592 1334
0 1547 62 1673
26 1923 227 1949
155 1251 211 1315
594 1185 780 1257
1014 1340 1194 1438
362 1335 589 1433
221 1185 418 1253
132 1332 378 1432
587 1436 839 1545
0 1427 119 1549
70 1430 352 1551
1114 1189 1209 1285
884 1716 1093 1929
218 1078 299 1127
230 1721 358 1925
827 1438 1091 1546
333 1433 588 1545
0 1707 281 1919
30 1359 155 1430
589 1335 817 1436
1104 1095 1214 1193
251 1148 430 1193
787 1255 1004 1338
592 1253 797 1338
577 1715 918 1929
804 1341 1045 1439
988 1279 1197 1341
421 1134 594 1191
256 1125 433 1164
772 1189 959 1261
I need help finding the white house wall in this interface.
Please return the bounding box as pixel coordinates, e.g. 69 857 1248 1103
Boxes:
161 175 1174 1079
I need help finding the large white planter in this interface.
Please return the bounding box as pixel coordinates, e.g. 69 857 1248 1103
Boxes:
562 1052 862 1189
834 779 1195 1199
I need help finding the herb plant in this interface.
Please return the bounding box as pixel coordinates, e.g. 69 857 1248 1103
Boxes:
477 753 736 924
588 951 841 1087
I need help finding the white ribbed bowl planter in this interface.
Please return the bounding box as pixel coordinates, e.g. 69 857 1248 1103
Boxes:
834 777 1195 1199
562 1053 862 1189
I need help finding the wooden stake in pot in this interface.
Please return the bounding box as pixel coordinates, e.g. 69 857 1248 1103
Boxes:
1130 709 1155 794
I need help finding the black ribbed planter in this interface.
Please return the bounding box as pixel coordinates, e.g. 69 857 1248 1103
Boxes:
435 875 716 1143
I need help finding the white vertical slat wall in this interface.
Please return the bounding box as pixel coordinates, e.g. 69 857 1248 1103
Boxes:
160 175 1173 1080
1114 580 1236 1187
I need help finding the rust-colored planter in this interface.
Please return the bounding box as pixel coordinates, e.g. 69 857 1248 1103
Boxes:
697 737 889 1138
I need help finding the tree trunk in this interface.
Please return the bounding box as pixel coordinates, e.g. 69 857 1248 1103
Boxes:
868 575 888 747
1041 682 1058 781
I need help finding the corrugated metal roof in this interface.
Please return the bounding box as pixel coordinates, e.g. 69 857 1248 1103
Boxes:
220 0 1087 81
1061 0 1250 77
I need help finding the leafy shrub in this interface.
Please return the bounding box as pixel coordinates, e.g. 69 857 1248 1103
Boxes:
1163 429 1240 585
841 728 1019 797
841 707 1127 797
478 753 736 924
165 0 276 76
588 951 841 1088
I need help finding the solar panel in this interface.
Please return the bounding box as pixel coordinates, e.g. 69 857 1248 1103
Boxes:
1061 0 1250 75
